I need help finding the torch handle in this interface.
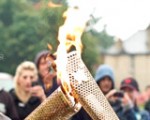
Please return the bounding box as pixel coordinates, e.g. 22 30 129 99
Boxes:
25 87 77 120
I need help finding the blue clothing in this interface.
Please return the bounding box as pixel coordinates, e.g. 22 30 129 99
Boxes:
71 100 137 120
134 105 150 120
95 64 114 83
110 100 137 120
145 100 150 116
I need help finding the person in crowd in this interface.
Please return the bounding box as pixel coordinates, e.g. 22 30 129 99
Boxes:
34 50 59 97
0 88 19 120
135 85 150 109
120 77 150 120
95 64 115 95
9 61 46 120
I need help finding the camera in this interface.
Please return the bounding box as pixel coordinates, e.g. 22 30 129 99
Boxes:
31 81 40 87
113 91 124 98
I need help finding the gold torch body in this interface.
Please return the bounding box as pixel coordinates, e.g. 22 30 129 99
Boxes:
25 87 79 120
66 51 119 120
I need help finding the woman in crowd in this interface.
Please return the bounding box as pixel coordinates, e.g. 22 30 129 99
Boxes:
9 61 46 120
35 50 59 97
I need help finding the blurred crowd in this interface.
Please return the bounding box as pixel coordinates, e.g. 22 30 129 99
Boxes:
0 50 150 120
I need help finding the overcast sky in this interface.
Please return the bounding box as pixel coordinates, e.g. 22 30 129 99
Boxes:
68 0 150 40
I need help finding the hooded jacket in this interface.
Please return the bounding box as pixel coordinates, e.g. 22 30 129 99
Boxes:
95 64 115 90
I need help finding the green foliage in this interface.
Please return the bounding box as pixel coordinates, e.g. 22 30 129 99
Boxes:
0 0 13 26
0 0 66 74
0 0 114 76
82 31 100 74
91 29 114 49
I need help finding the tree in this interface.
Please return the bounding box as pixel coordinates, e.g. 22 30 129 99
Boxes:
0 0 66 74
0 0 114 76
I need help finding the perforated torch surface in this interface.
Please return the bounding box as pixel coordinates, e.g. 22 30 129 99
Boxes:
25 87 77 120
66 51 119 120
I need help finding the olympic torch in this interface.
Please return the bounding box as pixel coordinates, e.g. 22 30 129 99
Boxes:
25 87 81 120
26 1 119 120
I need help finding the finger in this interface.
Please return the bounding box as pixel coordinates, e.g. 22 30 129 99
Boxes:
106 89 117 98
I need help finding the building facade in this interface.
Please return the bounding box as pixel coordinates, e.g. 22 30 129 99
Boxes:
103 26 150 91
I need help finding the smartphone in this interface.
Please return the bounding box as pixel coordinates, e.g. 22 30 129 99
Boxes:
113 91 124 98
31 81 40 87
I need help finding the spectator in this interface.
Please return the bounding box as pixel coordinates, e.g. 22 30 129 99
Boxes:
95 64 115 95
136 86 149 109
120 77 150 120
9 61 46 120
35 50 59 96
0 88 19 120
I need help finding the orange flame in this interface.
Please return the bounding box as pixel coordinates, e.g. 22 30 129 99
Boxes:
48 1 62 8
47 43 53 50
58 7 89 55
56 6 89 94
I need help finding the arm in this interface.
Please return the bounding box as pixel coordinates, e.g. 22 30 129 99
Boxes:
30 85 46 102
6 92 19 120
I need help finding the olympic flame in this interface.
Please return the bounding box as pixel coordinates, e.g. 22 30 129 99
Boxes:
56 6 90 96
48 1 62 8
